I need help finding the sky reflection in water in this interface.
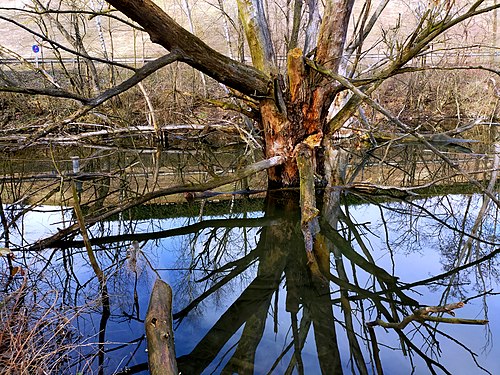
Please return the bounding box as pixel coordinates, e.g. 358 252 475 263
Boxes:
7 193 500 374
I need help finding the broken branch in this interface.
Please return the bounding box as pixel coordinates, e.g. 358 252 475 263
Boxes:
367 302 488 329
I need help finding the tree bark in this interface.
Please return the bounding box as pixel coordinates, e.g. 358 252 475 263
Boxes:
105 0 270 97
145 279 178 375
316 0 355 72
237 0 276 74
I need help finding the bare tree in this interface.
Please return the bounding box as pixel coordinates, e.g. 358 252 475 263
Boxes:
2 0 500 285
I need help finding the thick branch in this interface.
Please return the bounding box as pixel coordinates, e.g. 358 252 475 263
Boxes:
296 140 330 284
304 0 321 55
0 85 86 101
237 0 276 74
315 0 355 72
289 0 302 51
70 52 181 117
105 0 270 97
146 279 178 375
51 217 275 249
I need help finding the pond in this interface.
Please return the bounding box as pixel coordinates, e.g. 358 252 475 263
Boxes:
1 141 500 375
1 191 499 374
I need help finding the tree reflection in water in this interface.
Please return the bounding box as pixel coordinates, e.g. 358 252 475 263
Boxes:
1 187 499 374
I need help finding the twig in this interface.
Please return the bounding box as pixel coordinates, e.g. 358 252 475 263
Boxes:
367 302 488 329
27 155 285 251
306 59 500 208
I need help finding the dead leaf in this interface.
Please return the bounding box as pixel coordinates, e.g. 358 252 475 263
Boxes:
10 267 20 276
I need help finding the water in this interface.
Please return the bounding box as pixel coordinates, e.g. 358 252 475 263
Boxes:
2 191 499 374
1 138 499 374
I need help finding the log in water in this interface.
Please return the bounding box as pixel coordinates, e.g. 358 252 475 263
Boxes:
145 279 178 375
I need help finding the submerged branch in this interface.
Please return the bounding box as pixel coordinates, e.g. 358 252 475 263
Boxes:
71 182 110 371
296 141 328 285
72 183 105 285
367 302 488 330
26 155 285 251
53 217 276 249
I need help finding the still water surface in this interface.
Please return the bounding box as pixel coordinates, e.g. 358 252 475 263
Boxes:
5 191 500 374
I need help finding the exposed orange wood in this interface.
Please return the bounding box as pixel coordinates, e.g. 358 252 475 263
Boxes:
260 99 297 185
287 48 306 103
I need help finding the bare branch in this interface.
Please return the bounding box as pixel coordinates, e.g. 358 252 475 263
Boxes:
105 0 270 97
69 52 181 118
353 64 500 86
367 302 489 329
345 0 390 60
26 155 285 251
0 85 86 101
307 59 500 208
288 0 302 51
0 14 134 71
0 6 143 31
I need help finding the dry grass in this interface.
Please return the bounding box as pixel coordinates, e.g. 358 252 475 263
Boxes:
375 69 498 127
0 273 78 375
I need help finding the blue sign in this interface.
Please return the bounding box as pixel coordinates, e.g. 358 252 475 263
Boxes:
32 45 40 53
